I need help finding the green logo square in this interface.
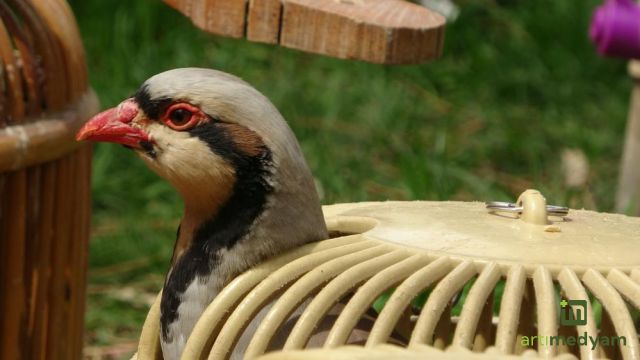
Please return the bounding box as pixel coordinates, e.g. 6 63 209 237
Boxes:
560 299 587 326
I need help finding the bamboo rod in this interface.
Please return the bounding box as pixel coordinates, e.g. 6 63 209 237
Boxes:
24 165 42 360
53 0 88 100
8 0 46 117
513 281 535 354
66 152 79 360
32 161 56 360
28 0 88 105
46 154 71 359
73 145 92 358
1 169 28 359
28 0 70 108
0 173 4 318
61 151 77 360
0 90 99 172
9 0 63 112
0 1 39 117
0 10 25 123
66 147 90 359
59 152 74 359
0 174 8 356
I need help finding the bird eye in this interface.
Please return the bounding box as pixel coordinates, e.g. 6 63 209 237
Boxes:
169 108 192 125
163 103 201 130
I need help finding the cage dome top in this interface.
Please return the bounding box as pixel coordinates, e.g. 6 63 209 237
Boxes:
324 189 640 275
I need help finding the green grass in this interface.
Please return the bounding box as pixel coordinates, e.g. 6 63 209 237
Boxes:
68 0 632 354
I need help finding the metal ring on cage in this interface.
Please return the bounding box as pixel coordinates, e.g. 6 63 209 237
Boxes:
485 201 569 217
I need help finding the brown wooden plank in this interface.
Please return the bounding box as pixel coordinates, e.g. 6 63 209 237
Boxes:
164 0 180 10
168 0 247 38
246 0 281 44
280 0 445 64
164 0 446 64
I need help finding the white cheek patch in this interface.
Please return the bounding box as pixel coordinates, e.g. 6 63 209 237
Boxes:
137 123 236 210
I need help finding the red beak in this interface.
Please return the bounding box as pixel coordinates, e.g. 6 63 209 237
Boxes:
76 99 151 148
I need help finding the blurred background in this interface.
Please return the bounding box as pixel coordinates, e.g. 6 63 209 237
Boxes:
67 0 632 357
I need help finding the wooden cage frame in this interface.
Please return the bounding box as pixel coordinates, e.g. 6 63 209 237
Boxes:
0 1 99 359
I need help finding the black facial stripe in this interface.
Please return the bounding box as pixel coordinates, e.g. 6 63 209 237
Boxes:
160 122 274 340
139 140 157 159
187 123 242 163
134 84 171 120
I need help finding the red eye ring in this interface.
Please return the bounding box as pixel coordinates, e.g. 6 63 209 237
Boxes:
162 103 204 131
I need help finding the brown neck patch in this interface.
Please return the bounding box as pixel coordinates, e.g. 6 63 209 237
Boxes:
219 123 265 157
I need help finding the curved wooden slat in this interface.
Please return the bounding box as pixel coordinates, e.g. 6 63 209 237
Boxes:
283 249 409 350
366 257 451 346
245 245 392 357
181 236 372 359
583 269 640 360
409 260 476 346
451 262 501 350
532 266 558 358
607 269 640 310
557 268 600 360
324 254 430 348
494 265 525 355
208 239 384 359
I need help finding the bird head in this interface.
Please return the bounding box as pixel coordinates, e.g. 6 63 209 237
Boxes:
78 68 327 262
78 68 328 358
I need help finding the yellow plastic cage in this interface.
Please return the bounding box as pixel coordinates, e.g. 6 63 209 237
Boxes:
134 190 640 360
